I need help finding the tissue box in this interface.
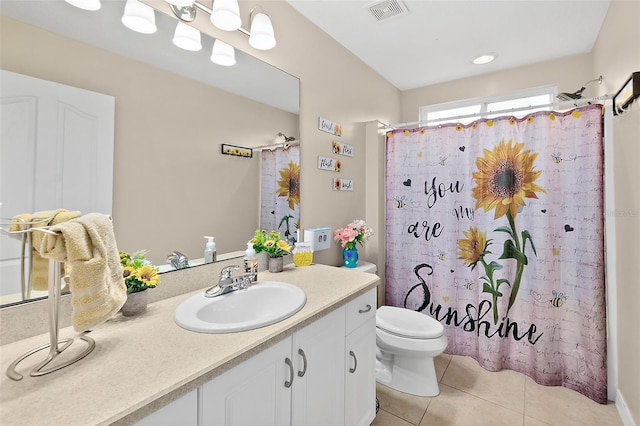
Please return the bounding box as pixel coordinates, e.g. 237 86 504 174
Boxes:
304 227 331 252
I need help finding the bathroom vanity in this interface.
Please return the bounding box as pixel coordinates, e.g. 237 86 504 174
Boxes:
0 264 378 425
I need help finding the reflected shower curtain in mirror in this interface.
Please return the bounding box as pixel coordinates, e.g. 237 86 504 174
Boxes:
260 145 300 243
385 105 607 403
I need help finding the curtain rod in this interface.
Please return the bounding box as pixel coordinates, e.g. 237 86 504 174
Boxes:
384 95 612 130
253 141 300 151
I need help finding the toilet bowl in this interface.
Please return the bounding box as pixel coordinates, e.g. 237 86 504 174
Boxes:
341 261 447 397
375 306 447 397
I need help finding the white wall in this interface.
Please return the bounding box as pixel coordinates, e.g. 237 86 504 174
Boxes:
592 1 640 423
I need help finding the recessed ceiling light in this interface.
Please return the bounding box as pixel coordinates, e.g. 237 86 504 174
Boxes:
472 53 497 65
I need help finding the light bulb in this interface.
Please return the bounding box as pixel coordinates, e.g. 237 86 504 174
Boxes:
249 12 276 50
210 0 242 31
121 0 156 34
172 21 202 51
210 40 236 66
64 0 101 11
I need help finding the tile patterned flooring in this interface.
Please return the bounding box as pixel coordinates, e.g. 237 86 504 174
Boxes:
372 354 623 426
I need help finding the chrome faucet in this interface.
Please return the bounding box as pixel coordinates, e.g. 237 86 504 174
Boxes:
205 264 256 298
167 251 189 270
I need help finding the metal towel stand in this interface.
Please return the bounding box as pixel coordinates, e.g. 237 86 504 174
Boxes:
1 223 95 381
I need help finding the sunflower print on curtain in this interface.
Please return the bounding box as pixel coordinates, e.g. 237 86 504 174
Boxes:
385 105 607 403
260 145 300 244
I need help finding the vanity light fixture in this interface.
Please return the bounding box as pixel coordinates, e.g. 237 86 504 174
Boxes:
64 0 101 11
211 39 236 66
168 1 278 51
472 53 497 65
121 0 157 34
173 21 202 51
165 0 196 7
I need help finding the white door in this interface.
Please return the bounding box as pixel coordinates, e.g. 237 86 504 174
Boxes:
291 306 346 426
0 70 115 301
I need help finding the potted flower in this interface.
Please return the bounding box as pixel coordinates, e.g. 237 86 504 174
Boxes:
119 250 160 316
252 230 292 273
333 220 373 268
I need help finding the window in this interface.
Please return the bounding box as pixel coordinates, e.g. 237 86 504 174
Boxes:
419 87 557 126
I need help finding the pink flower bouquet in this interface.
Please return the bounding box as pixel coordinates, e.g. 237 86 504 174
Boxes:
333 219 373 250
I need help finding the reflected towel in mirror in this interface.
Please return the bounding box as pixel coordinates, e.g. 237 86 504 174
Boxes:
10 209 81 291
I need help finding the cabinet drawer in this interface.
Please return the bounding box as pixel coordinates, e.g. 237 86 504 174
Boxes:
346 289 377 334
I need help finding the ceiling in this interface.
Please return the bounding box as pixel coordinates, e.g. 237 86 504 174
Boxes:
286 0 611 91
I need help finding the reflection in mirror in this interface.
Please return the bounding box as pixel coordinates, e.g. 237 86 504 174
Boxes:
0 0 299 307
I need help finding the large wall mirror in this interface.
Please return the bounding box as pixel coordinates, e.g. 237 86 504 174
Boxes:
0 0 300 307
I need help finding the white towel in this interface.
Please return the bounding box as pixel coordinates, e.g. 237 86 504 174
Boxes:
39 213 127 332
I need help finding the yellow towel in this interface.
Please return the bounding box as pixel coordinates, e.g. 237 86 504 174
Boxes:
10 209 81 291
39 213 127 332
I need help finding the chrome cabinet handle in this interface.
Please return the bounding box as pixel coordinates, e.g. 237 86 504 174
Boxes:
349 350 357 373
358 304 372 314
284 357 294 388
297 348 307 377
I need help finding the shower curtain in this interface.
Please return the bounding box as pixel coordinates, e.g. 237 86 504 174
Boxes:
385 105 607 403
260 145 300 243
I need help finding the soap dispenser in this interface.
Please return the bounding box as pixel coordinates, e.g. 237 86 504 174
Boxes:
244 241 258 282
204 236 217 263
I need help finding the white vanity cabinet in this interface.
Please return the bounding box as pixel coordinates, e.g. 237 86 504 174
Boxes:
141 288 377 426
201 337 293 425
345 289 377 426
291 306 346 426
200 306 346 426
135 389 198 426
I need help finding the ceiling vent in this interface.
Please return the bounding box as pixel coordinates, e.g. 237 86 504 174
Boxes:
366 0 409 22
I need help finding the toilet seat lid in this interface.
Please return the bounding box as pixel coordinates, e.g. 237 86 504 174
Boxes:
377 306 444 339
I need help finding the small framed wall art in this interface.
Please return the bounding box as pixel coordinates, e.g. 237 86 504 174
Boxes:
221 144 252 158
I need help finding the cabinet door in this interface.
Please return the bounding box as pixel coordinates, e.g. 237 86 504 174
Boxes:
135 389 198 426
201 337 292 426
345 317 376 426
291 306 346 426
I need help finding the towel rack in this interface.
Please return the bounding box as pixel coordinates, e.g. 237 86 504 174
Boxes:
0 224 95 380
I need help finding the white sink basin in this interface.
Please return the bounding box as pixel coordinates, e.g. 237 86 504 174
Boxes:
175 281 306 333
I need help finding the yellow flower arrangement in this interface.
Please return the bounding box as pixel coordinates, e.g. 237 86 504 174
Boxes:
252 230 291 258
119 250 160 294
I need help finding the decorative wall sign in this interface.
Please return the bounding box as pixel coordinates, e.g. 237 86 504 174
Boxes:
221 144 252 158
332 141 353 157
319 117 342 136
317 156 341 172
333 178 353 191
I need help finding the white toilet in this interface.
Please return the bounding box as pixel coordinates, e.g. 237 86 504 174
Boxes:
342 261 448 397
375 306 447 396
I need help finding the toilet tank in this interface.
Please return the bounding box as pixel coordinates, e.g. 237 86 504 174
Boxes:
341 261 377 274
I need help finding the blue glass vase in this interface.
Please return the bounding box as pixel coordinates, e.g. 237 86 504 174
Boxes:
342 246 359 268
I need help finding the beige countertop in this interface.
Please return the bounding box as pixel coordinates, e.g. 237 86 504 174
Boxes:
0 264 379 425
